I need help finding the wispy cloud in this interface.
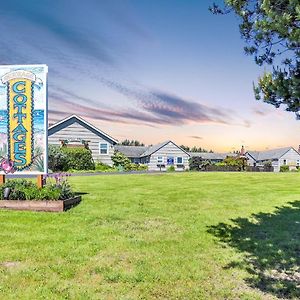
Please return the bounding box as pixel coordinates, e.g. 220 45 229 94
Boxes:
253 109 268 116
101 79 237 126
189 136 203 140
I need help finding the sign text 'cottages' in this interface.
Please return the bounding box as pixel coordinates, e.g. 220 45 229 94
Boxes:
0 65 48 174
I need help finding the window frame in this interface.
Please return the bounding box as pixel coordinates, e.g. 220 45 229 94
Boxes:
99 142 109 155
157 156 164 164
176 157 183 164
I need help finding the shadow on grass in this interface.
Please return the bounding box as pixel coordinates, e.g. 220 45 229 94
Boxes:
74 192 89 196
207 201 300 299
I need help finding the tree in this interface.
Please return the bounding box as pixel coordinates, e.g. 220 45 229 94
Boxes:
120 139 145 146
210 1 300 117
189 156 211 171
180 145 213 153
111 150 131 169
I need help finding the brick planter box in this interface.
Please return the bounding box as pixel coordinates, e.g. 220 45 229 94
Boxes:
0 196 81 212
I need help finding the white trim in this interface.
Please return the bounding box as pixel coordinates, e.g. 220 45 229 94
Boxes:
99 142 109 155
49 114 118 144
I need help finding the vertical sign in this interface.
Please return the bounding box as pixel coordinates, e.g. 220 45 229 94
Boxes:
0 65 48 174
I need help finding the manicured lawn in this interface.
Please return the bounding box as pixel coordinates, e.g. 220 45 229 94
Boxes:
0 172 299 299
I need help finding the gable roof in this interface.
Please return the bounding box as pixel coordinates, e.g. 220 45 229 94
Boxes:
188 152 232 160
140 140 190 157
115 141 190 158
114 145 148 158
48 115 118 144
246 147 297 161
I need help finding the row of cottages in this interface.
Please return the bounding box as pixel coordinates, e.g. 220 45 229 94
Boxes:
48 115 190 171
245 147 300 172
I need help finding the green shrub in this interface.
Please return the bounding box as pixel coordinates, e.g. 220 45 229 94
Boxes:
61 147 95 171
167 165 175 172
48 145 69 172
189 156 211 171
111 151 148 171
280 165 290 172
95 162 117 172
126 163 148 171
48 146 95 171
111 151 131 169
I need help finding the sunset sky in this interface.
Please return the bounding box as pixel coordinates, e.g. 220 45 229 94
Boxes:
1 0 299 152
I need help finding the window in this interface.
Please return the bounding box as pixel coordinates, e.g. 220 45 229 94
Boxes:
99 143 108 154
177 157 183 164
157 156 163 163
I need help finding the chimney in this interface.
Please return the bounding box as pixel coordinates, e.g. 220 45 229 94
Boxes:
240 145 245 156
298 145 300 153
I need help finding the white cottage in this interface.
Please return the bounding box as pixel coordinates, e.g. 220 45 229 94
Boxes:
48 115 118 166
246 147 300 172
115 141 190 171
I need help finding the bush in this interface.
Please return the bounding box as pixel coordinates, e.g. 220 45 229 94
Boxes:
95 162 117 172
48 145 69 172
48 146 95 171
111 151 148 171
61 147 95 171
189 156 211 171
280 165 290 172
111 151 131 169
167 165 175 172
126 163 148 171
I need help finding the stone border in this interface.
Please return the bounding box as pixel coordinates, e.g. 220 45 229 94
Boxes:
0 196 81 212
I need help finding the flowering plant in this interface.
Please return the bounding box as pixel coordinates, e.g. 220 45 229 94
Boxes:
45 173 74 200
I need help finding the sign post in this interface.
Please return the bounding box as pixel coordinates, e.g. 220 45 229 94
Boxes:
0 65 48 185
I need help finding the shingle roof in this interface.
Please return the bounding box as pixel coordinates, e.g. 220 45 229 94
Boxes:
115 145 149 158
48 115 118 144
188 152 232 160
140 141 170 157
116 141 189 158
246 147 294 161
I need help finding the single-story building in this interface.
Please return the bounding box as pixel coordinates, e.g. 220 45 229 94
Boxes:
115 141 190 171
246 147 300 172
48 115 118 166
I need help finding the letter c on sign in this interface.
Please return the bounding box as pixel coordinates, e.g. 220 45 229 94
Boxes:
12 81 26 93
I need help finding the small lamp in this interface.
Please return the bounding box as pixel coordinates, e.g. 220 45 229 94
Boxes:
3 187 11 200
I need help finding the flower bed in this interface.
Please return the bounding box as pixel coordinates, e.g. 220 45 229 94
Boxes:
0 196 81 212
0 174 81 212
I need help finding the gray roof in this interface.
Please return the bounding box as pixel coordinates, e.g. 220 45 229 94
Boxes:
116 140 189 158
188 152 232 160
115 145 148 158
141 141 169 157
48 114 118 144
246 147 294 161
141 140 189 157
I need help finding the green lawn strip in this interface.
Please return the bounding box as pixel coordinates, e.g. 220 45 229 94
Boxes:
0 172 299 299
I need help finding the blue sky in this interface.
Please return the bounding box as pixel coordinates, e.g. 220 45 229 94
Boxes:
1 0 299 151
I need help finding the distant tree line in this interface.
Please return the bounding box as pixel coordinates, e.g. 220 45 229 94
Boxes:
120 139 145 146
180 145 214 153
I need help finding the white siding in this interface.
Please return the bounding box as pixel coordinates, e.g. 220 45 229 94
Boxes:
48 122 115 166
147 142 189 171
278 148 300 172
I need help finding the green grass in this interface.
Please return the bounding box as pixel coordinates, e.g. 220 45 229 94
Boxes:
0 172 299 299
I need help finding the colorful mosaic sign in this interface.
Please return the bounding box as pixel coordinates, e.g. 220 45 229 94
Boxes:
0 65 48 174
